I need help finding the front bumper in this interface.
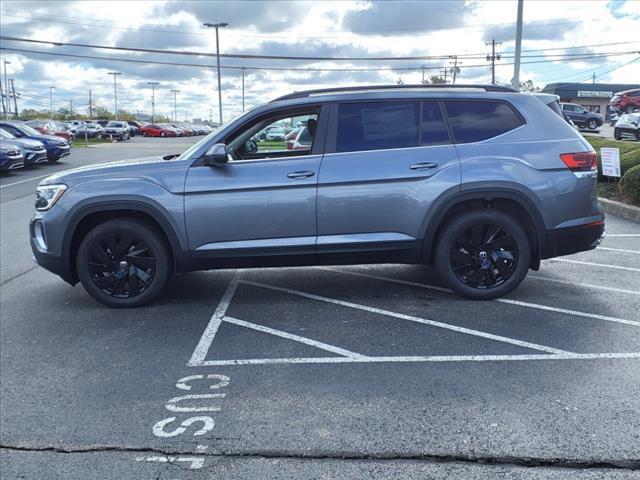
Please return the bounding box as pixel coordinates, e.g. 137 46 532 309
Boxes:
30 216 75 284
48 145 71 160
24 150 48 165
0 155 24 171
543 221 605 259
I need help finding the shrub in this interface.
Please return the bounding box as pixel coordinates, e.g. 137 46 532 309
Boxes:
619 164 640 205
585 136 640 179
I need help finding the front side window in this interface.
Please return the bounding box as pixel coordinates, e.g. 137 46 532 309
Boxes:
444 101 524 143
225 109 319 161
336 101 419 153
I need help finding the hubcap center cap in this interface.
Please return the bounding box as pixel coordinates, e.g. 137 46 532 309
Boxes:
478 251 488 260
118 260 129 271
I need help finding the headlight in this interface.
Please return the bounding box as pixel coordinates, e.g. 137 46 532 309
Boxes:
35 184 67 211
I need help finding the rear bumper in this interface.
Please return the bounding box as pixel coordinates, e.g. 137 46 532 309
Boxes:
542 221 605 259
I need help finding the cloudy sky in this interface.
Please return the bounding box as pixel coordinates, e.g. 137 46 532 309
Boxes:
1 0 639 122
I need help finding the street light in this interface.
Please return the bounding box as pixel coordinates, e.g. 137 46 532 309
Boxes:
147 81 159 123
203 21 228 124
3 60 10 119
170 89 180 122
107 71 122 120
49 86 55 119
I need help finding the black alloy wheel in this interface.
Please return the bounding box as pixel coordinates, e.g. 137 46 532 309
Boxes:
434 210 530 299
77 219 170 307
449 223 518 289
588 119 598 130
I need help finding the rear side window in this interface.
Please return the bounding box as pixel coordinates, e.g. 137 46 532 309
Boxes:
336 101 419 153
444 101 524 143
421 101 450 145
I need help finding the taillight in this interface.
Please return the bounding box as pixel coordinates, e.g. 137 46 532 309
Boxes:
560 152 597 171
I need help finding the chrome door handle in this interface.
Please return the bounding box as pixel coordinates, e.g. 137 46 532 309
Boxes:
287 171 315 179
410 162 438 170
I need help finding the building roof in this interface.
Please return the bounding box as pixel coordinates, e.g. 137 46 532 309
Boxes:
541 82 640 98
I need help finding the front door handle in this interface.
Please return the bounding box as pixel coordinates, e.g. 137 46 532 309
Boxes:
287 171 315 179
410 162 438 170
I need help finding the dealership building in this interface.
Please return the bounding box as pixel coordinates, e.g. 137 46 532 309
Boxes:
541 82 640 115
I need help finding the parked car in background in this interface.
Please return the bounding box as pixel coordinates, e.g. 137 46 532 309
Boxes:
102 121 130 141
139 123 177 137
75 122 103 138
284 126 302 149
614 113 640 141
610 89 640 114
95 120 110 128
266 127 286 141
0 121 71 163
560 103 603 130
159 123 183 136
169 123 189 136
532 93 577 129
0 141 24 173
127 120 145 135
25 119 74 142
0 128 48 166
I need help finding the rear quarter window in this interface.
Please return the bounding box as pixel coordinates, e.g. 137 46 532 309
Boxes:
444 100 524 143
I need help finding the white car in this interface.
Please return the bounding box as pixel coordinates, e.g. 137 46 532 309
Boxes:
614 113 640 141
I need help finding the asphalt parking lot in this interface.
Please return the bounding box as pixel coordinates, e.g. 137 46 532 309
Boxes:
1 138 639 479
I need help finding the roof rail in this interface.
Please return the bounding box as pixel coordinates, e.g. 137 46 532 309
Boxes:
271 84 517 102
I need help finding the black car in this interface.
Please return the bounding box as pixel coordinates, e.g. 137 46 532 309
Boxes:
0 121 71 163
560 103 603 130
614 113 640 141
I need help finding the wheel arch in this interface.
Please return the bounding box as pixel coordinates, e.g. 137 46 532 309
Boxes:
63 199 190 284
420 188 547 270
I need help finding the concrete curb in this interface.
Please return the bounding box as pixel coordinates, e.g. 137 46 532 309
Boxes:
599 197 640 223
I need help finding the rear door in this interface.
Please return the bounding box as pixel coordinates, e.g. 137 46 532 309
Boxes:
316 100 460 260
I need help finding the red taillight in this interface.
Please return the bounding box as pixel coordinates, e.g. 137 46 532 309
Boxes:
560 152 597 171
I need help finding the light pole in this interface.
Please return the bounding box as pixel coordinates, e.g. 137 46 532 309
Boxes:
170 89 180 122
147 81 159 123
512 0 524 91
107 71 121 120
203 22 228 124
3 60 10 119
241 66 246 112
49 86 55 119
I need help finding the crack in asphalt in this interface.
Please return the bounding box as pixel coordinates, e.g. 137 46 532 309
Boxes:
1 444 639 470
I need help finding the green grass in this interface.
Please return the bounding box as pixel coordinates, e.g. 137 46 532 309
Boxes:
71 137 111 147
257 140 287 151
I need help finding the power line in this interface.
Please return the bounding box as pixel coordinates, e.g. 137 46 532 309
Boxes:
575 57 640 83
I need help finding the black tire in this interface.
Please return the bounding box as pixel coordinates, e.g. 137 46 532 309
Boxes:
626 105 635 114
614 129 621 140
76 219 171 307
143 131 148 137
161 132 166 137
636 131 640 141
47 157 58 164
587 119 598 130
434 210 530 300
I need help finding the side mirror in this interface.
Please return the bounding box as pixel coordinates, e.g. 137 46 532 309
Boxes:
202 143 229 166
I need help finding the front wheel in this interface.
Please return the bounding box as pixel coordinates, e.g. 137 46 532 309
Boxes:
587 119 598 130
76 219 171 307
434 210 530 300
614 129 621 140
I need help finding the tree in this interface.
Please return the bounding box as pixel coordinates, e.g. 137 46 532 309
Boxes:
429 75 447 84
519 79 540 92
396 77 404 85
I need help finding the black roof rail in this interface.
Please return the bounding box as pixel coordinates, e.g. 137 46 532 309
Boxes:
271 84 517 102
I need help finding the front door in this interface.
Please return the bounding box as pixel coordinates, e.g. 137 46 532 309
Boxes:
184 106 325 267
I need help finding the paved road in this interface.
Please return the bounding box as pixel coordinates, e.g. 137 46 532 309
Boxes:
1 138 639 479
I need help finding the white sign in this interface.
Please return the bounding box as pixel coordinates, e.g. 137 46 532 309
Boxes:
577 90 613 98
601 148 621 177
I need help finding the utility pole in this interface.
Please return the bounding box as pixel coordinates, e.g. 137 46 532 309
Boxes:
486 38 502 84
170 89 180 122
3 60 10 119
592 72 596 84
241 66 246 111
421 66 427 85
449 56 461 84
107 72 121 120
0 80 6 119
512 0 524 90
10 79 18 117
147 81 159 123
49 86 55 119
69 99 73 118
89 89 93 118
203 22 228 124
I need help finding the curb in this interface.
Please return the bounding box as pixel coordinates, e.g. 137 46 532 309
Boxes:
599 197 640 223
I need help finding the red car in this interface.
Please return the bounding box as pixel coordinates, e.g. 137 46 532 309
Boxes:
139 124 177 137
610 89 640 114
25 120 74 141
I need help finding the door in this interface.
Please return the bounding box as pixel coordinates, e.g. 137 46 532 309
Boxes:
184 106 326 266
317 100 460 260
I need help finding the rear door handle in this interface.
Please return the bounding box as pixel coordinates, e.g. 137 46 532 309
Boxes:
409 162 438 170
287 171 315 179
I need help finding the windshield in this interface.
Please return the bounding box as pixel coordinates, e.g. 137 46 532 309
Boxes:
0 128 15 139
16 123 42 136
106 122 121 127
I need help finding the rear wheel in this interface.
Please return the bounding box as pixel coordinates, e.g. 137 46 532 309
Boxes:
76 219 171 307
434 210 530 300
587 119 598 130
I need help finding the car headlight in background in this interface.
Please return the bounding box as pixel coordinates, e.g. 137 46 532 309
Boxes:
35 184 67 211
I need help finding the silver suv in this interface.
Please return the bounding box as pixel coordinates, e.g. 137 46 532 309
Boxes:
30 85 605 307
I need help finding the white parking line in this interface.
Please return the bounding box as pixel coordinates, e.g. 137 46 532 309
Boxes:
199 351 640 366
0 172 53 189
224 316 368 359
528 275 640 297
598 247 640 254
549 258 640 272
605 234 640 237
188 270 243 367
320 268 640 327
242 280 569 354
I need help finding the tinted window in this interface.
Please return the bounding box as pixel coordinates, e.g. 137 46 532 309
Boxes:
421 101 450 145
444 101 523 143
336 102 419 153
